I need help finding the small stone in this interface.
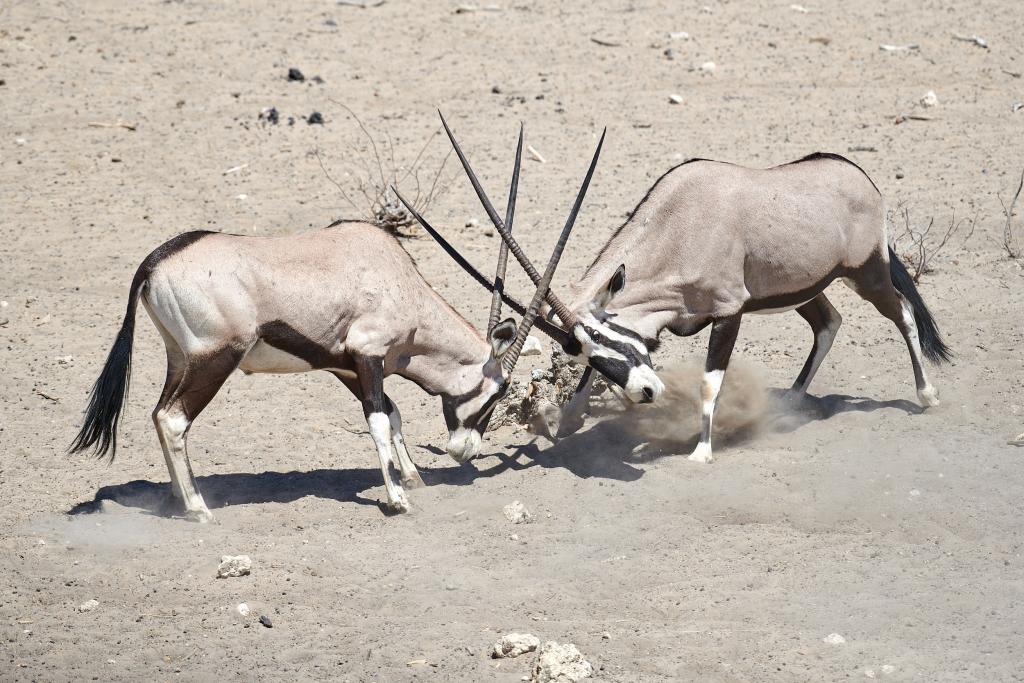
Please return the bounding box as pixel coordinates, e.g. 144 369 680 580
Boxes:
287 67 305 82
521 335 543 356
491 85 503 94
699 61 716 73
909 489 921 496
664 48 677 60
503 500 534 524
920 90 939 107
78 599 99 613
864 669 876 679
55 355 74 367
531 641 593 682
509 533 519 541
492 632 540 659
668 31 690 40
669 93 684 104
237 603 250 617
216 555 252 578
15 137 27 146
822 633 846 645
895 171 904 179
307 111 324 125
258 614 273 628
258 107 279 125
465 218 479 228
0 300 8 307
880 665 896 674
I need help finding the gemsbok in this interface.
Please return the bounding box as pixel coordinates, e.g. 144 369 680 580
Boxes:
421 122 951 464
69 130 602 520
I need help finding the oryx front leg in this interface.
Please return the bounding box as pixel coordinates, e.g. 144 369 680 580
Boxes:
355 357 410 513
791 293 842 394
384 396 424 489
689 315 741 464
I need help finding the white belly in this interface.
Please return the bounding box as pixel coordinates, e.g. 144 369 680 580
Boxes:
238 340 313 374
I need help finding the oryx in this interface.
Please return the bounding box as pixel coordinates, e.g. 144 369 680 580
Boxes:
419 121 950 464
69 131 600 520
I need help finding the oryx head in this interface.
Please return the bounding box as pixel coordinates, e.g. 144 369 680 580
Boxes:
395 123 586 463
410 113 664 406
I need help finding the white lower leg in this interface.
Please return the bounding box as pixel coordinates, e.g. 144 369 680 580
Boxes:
689 369 724 464
387 405 423 488
899 298 939 407
154 410 213 522
367 412 409 512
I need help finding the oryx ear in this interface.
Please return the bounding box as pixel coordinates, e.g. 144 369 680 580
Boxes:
594 264 626 310
488 318 517 359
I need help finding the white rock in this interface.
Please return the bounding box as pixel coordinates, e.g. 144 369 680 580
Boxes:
0 300 8 308
237 602 250 617
920 90 939 107
700 61 716 73
466 218 479 228
822 632 846 645
880 664 896 674
521 335 543 356
503 500 534 524
864 669 876 679
909 489 921 496
669 93 684 104
78 599 99 613
531 641 593 682
668 31 690 40
493 632 540 659
216 555 252 578
55 355 74 366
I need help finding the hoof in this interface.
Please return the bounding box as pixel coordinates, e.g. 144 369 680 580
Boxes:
687 443 714 464
184 507 215 524
401 472 425 489
918 386 940 408
386 495 411 514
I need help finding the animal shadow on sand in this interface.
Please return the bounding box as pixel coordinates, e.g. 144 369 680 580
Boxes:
67 391 917 519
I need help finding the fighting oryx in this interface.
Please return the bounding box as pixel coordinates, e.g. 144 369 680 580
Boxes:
421 122 950 464
69 130 601 520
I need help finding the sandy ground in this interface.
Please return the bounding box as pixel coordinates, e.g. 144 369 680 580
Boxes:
2 0 1024 680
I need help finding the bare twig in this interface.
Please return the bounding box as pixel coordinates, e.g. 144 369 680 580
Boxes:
313 149 365 218
88 121 137 131
889 203 977 281
999 167 1023 258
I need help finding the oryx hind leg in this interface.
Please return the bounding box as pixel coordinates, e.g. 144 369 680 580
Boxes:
689 314 742 464
844 261 937 407
791 293 842 394
152 346 242 523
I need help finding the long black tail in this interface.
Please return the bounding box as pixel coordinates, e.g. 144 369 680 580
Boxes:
69 269 147 460
888 246 951 363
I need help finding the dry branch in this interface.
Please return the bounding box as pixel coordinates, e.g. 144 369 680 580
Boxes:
999 167 1023 258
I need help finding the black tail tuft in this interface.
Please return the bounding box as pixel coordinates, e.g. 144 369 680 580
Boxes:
888 246 951 364
69 276 144 461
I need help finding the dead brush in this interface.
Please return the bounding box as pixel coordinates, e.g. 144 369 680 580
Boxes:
888 201 978 282
999 167 1023 259
315 103 454 236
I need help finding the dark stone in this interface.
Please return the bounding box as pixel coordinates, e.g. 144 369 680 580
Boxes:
287 67 305 82
307 111 324 125
259 615 274 628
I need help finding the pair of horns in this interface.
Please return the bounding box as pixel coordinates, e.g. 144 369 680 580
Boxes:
394 112 604 374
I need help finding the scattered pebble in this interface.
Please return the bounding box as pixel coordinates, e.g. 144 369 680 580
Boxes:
881 665 896 674
0 301 8 308
919 90 939 108
521 335 543 357
491 85 503 94
699 61 716 73
668 31 690 40
909 489 921 496
503 500 534 524
78 599 99 613
493 632 540 659
531 641 593 682
822 632 846 644
664 48 677 60
465 218 479 228
237 603 250 617
16 137 27 146
790 4 811 12
879 43 919 52
287 67 305 82
258 614 273 628
669 93 684 105
258 107 279 125
55 356 74 367
1009 432 1024 446
1012 102 1023 114
216 555 252 578
307 111 324 125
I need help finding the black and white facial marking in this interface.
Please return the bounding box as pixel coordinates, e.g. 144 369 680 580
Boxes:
440 318 516 463
566 265 664 404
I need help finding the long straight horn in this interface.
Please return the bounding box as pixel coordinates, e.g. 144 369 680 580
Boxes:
487 124 522 334
502 129 607 373
439 111 589 329
392 185 571 347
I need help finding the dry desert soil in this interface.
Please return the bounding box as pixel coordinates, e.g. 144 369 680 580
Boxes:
2 0 1024 681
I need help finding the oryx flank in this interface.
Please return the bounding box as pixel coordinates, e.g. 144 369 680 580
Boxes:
425 122 950 464
70 132 599 520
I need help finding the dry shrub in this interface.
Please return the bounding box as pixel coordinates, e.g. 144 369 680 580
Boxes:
887 201 977 282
